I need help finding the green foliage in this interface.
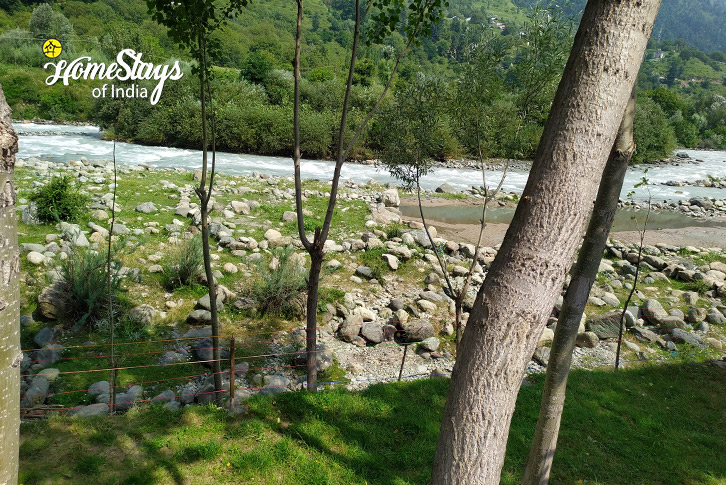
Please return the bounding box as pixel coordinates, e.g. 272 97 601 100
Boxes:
317 287 345 313
239 49 276 84
374 74 456 188
29 3 74 45
633 97 677 164
359 246 389 281
58 247 123 327
29 175 89 223
251 246 307 319
162 236 204 290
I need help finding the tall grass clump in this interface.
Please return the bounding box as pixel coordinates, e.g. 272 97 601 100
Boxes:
29 175 89 223
252 247 307 319
162 236 204 290
59 247 123 327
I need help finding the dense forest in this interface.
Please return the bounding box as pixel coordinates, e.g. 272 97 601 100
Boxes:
1 0 725 162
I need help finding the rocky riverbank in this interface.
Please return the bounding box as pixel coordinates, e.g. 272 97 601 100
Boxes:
14 155 726 418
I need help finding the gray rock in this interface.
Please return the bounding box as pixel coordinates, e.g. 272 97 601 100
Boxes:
20 242 46 254
115 385 143 412
33 344 63 366
110 224 130 235
187 309 212 325
435 183 457 194
182 327 212 339
381 188 400 208
281 211 297 222
340 314 364 342
67 403 109 417
533 347 550 366
424 272 441 286
670 328 706 348
27 251 46 265
418 337 440 352
400 319 435 342
195 383 218 404
631 326 666 347
707 308 726 324
22 202 41 225
586 311 622 339
135 202 157 213
33 327 55 348
196 293 224 311
361 322 384 344
576 332 599 348
159 351 187 366
389 298 405 311
355 266 375 279
261 375 290 395
291 344 333 372
129 304 155 324
88 380 110 398
381 254 399 270
153 390 176 404
686 307 707 323
21 376 50 407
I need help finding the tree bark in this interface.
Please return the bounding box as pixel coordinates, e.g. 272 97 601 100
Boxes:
522 87 637 485
195 33 223 401
0 84 20 485
431 2 661 483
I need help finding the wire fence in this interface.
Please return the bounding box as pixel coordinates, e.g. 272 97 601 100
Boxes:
18 313 724 419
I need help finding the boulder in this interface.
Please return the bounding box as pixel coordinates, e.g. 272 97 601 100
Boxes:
340 314 364 342
576 331 599 348
400 319 435 342
381 188 400 208
260 375 290 395
135 202 157 213
435 183 457 194
196 293 224 311
586 311 622 339
381 254 399 270
186 309 212 325
418 337 440 352
281 211 297 222
361 323 384 344
670 328 706 348
27 251 46 265
129 304 155 324
67 403 109 417
33 327 55 348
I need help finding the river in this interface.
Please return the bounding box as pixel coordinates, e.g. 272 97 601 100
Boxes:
13 122 726 202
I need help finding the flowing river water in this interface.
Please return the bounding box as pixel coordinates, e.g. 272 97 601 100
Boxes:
13 122 726 202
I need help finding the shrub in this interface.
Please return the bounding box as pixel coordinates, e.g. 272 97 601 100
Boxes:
252 247 307 319
29 175 89 223
359 247 389 281
162 236 204 290
59 248 122 327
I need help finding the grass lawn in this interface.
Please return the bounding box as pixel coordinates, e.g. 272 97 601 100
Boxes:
19 361 726 484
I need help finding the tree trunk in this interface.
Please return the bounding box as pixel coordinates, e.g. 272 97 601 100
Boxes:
522 87 637 485
431 2 660 483
0 85 20 485
306 246 323 390
196 33 222 401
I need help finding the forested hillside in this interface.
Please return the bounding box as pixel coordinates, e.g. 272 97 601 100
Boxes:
515 0 726 54
1 0 725 161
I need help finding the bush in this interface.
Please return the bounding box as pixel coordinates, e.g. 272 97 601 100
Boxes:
59 248 122 327
162 236 204 290
29 175 89 223
252 247 307 319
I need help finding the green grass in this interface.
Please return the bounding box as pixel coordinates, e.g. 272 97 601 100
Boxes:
19 362 726 484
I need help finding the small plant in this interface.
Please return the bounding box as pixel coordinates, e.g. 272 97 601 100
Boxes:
252 246 307 319
29 174 89 223
162 236 204 290
385 223 406 240
685 279 711 296
59 247 123 327
317 287 345 313
359 247 389 281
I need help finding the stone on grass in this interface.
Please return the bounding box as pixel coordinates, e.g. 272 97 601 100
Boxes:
187 309 212 325
381 254 399 270
576 332 599 348
196 293 224 311
586 311 622 339
129 304 155 324
67 403 109 417
670 328 706 348
27 251 46 265
33 327 55 348
135 202 157 213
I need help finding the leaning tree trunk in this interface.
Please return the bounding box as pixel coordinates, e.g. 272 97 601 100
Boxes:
522 87 637 485
0 85 20 485
430 2 661 483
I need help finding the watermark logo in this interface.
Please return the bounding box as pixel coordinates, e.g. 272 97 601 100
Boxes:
43 49 183 105
43 39 62 58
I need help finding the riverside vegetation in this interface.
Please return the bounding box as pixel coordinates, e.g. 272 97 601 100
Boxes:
1 0 726 162
13 153 726 482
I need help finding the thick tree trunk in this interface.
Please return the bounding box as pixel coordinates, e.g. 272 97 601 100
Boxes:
431 2 660 483
521 88 637 485
0 85 20 485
